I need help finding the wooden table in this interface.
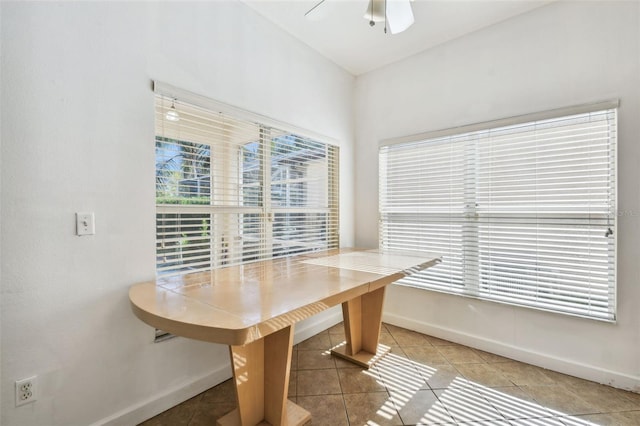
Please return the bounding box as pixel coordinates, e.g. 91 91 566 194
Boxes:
129 248 440 426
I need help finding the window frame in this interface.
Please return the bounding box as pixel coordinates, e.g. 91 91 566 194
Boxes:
379 100 618 322
154 81 340 278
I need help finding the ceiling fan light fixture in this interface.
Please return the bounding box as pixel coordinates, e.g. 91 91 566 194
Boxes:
165 98 180 122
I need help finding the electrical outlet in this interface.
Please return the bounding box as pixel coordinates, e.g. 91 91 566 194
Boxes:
15 376 37 406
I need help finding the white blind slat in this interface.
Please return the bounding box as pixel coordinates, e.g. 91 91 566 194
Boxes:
155 94 339 277
380 106 617 321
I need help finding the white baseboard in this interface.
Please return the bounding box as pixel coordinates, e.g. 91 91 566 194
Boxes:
95 364 231 426
95 309 343 426
383 312 640 393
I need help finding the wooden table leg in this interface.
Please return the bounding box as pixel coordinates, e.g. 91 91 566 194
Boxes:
217 325 311 426
331 286 390 368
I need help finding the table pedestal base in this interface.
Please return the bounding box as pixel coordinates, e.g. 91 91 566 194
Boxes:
218 278 391 424
217 400 311 426
331 344 391 369
222 325 302 426
334 286 388 369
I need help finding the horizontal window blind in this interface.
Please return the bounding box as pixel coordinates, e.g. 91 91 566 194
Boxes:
380 107 617 321
155 94 339 276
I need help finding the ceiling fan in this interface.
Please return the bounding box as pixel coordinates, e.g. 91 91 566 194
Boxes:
305 0 415 35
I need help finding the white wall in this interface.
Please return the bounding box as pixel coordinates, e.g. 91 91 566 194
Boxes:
355 0 640 391
0 1 3 423
0 2 354 425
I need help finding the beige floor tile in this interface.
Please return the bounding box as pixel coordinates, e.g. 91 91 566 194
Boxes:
189 401 237 426
509 417 566 425
290 347 298 371
423 335 461 347
420 364 464 390
436 345 485 364
382 323 402 333
386 325 432 347
297 331 332 350
559 379 640 412
138 394 201 426
200 378 236 404
541 369 640 412
475 385 553 420
433 383 504 423
329 331 346 347
138 416 164 426
573 385 640 413
379 331 398 346
138 324 640 426
558 413 611 425
621 389 640 405
561 410 640 426
376 352 429 392
289 370 297 397
327 321 344 334
338 367 386 393
388 388 455 425
343 391 403 426
533 369 585 388
297 349 336 370
296 394 349 426
518 385 599 416
386 345 408 358
493 361 557 386
471 348 513 363
455 363 514 387
297 368 342 396
403 345 449 365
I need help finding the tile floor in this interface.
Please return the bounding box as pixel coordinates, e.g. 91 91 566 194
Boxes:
139 323 640 425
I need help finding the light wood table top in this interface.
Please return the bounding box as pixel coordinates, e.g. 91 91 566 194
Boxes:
130 248 440 426
129 248 440 346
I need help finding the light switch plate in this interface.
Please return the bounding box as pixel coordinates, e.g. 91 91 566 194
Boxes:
76 212 95 236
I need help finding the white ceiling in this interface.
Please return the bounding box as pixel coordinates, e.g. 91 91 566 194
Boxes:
243 0 553 75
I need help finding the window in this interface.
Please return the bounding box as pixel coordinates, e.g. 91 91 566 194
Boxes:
379 102 617 321
155 86 339 277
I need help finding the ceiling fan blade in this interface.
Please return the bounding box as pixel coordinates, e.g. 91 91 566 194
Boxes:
304 0 330 21
386 0 414 34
